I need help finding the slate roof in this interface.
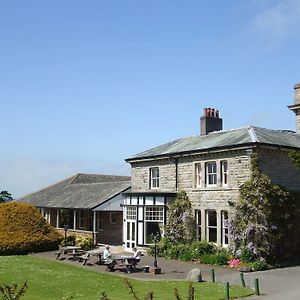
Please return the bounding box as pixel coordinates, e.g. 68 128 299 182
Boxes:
126 126 300 161
17 173 131 209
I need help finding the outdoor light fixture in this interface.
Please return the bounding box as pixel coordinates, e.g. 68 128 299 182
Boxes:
151 233 160 268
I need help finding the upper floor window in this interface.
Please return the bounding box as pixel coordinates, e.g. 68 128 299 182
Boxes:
221 160 228 186
150 167 159 189
206 162 217 187
195 163 201 188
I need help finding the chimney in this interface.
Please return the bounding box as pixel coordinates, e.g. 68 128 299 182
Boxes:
288 83 300 134
200 107 223 135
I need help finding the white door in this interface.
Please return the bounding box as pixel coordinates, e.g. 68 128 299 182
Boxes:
124 206 137 250
125 220 136 250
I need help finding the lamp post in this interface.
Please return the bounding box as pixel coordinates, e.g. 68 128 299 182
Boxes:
63 224 68 246
152 233 160 268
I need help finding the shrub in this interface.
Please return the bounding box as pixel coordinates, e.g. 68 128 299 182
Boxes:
199 250 230 266
240 247 257 263
0 202 62 255
60 235 76 247
191 241 216 259
148 237 172 257
75 235 94 250
249 260 269 271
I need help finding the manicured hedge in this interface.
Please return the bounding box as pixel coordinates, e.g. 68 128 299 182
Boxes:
0 202 62 255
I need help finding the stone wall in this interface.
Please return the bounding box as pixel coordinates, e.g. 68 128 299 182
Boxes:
257 148 300 191
130 149 252 208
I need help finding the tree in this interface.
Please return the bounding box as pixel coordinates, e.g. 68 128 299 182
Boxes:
229 155 296 262
164 191 195 244
0 191 13 203
289 150 300 169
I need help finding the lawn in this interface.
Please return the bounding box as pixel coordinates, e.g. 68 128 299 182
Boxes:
0 255 253 300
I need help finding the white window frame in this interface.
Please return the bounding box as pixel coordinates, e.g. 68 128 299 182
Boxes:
150 167 160 189
144 206 164 245
195 209 201 241
206 210 217 243
222 210 229 247
206 162 217 187
126 207 137 220
195 163 201 188
221 160 228 187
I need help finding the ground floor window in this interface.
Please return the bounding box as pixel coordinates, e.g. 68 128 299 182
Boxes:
206 210 217 243
222 210 229 246
195 209 201 241
144 206 164 244
109 212 117 224
59 209 74 229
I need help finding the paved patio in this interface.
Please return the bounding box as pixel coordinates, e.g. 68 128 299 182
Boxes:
33 246 300 299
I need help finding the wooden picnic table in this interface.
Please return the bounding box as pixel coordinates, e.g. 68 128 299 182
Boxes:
111 255 137 273
87 249 103 264
55 246 82 260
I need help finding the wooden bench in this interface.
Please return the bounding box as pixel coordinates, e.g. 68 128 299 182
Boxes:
78 253 91 266
55 250 62 260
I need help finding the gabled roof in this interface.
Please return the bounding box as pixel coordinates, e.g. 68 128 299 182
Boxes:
126 126 300 161
17 173 131 209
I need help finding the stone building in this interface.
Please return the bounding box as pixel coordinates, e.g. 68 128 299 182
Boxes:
123 85 300 250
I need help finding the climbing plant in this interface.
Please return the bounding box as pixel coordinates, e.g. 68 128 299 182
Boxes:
164 191 195 244
229 154 296 263
289 150 300 169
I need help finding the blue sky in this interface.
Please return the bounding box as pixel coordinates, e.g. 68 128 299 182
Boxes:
1 0 300 197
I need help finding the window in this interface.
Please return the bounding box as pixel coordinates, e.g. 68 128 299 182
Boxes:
109 212 117 224
221 160 228 186
206 162 217 186
79 210 85 229
222 210 229 246
145 206 164 244
126 207 137 220
195 163 201 188
150 167 159 189
195 210 201 241
206 210 217 243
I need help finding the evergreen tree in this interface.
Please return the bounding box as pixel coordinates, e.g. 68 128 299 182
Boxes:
0 191 13 203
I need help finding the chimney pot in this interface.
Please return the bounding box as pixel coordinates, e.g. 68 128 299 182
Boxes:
294 83 300 104
200 107 223 135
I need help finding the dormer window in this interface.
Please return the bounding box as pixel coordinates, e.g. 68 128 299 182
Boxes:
150 167 159 189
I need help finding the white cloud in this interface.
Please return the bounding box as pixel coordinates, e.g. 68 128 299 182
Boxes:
0 158 130 198
251 0 300 41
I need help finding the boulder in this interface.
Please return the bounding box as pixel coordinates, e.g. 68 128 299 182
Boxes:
186 268 202 282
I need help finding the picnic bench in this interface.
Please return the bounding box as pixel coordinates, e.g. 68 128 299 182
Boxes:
54 246 82 260
77 253 91 266
110 255 139 273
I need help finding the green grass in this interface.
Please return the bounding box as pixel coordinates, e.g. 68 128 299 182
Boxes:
0 255 253 300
